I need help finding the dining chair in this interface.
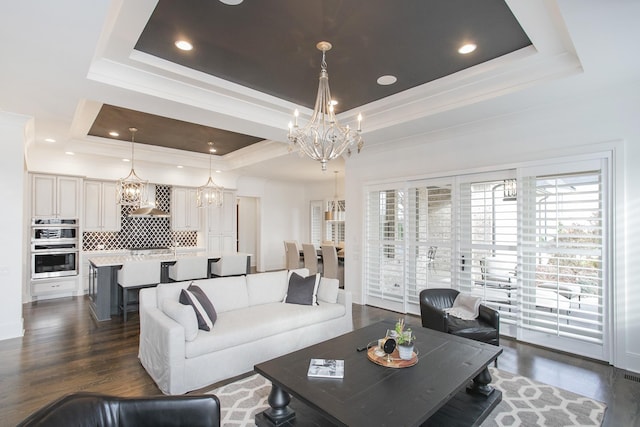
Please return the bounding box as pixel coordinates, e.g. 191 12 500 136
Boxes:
302 243 319 275
284 241 301 269
321 245 339 280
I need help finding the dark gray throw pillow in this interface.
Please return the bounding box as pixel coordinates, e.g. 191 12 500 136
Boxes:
179 283 217 331
285 272 316 305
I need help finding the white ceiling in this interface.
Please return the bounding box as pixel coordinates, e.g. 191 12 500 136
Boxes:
1 0 639 183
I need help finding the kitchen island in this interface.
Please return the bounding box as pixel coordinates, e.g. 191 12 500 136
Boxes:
88 251 250 322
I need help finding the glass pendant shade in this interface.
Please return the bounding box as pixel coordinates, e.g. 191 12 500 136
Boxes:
117 127 148 207
288 41 363 171
197 142 224 208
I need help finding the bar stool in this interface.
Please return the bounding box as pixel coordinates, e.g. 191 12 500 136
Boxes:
168 256 209 281
117 259 161 323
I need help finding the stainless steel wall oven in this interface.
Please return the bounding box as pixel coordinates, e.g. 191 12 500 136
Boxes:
31 219 79 279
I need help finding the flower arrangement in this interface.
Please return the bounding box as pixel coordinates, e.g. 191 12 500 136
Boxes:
394 318 415 346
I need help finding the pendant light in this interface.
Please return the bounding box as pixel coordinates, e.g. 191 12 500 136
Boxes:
117 127 148 207
197 141 224 208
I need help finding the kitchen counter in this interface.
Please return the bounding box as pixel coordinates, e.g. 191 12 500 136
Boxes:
88 250 221 268
88 251 250 322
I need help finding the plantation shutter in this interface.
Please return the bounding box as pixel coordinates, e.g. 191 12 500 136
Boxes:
519 161 606 355
456 173 519 328
365 187 406 312
310 200 323 246
406 181 453 310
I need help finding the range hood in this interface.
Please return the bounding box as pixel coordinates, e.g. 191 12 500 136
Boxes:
128 184 170 218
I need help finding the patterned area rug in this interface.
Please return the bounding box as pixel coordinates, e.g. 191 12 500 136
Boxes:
209 368 606 426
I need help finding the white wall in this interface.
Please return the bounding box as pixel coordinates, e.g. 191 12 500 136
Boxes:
237 196 258 268
0 113 29 340
345 81 640 372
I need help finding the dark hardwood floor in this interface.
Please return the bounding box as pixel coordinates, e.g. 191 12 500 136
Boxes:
0 296 638 426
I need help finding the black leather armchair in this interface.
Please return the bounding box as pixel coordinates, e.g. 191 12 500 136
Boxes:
18 392 221 427
419 288 500 360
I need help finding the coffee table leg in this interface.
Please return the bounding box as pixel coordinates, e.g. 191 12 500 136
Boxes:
262 383 296 425
467 366 495 397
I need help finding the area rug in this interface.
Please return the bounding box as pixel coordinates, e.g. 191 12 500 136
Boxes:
208 368 606 426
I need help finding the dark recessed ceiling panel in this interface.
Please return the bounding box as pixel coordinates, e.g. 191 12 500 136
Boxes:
88 104 264 155
135 0 531 112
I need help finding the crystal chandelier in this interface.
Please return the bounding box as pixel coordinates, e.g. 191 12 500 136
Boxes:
287 41 363 171
117 127 148 207
197 141 224 208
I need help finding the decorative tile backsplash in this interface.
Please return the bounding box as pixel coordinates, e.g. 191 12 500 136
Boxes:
82 185 198 251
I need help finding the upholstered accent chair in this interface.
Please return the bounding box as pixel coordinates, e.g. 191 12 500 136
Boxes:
419 288 500 366
18 392 221 427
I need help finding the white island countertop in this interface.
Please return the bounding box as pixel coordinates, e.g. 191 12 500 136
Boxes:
88 251 230 268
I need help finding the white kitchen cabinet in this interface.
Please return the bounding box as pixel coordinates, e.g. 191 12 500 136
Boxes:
171 187 200 231
83 180 121 232
207 190 237 252
32 174 81 218
31 277 78 300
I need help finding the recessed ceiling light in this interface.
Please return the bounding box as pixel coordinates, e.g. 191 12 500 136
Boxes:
65 151 75 156
458 43 477 54
219 0 243 5
215 170 222 173
109 131 119 137
329 100 339 106
209 148 217 153
44 138 56 143
122 158 130 162
175 40 193 51
177 165 184 169
377 75 397 86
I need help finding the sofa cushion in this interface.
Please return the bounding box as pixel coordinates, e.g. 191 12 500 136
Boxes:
284 273 318 305
197 276 249 313
162 299 198 341
185 301 346 358
317 277 339 304
246 270 288 305
180 289 214 331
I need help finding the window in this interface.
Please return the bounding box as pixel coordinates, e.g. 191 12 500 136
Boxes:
364 154 611 360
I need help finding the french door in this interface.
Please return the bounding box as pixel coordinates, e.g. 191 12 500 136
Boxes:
364 156 610 360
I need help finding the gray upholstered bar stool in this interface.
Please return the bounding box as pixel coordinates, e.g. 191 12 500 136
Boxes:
117 259 161 323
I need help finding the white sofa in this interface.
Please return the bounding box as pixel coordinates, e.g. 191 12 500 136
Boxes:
138 268 352 395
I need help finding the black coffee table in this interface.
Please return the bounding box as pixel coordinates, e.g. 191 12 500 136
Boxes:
255 319 502 427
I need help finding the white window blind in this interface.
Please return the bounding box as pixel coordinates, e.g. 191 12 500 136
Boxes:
457 178 519 326
310 200 323 246
520 170 604 345
406 183 453 306
365 189 406 309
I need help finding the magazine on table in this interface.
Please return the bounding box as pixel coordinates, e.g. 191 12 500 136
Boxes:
307 359 344 379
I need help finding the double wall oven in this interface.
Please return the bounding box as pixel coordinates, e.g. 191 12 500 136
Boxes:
31 218 79 279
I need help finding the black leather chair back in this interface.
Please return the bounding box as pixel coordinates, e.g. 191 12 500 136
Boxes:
18 393 221 427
